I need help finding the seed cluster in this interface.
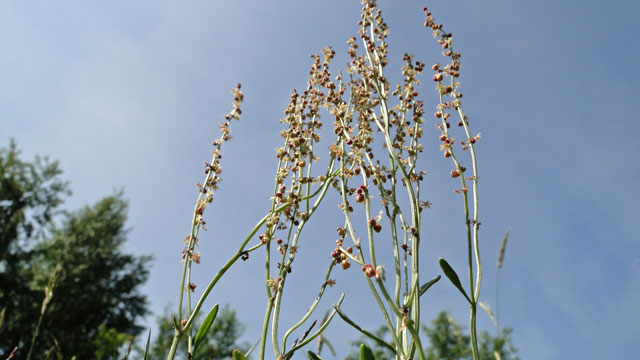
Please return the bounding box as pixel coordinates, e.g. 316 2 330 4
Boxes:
181 84 243 289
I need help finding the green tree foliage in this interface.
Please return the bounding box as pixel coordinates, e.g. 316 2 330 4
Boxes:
345 311 518 360
150 304 247 359
0 141 151 359
0 140 70 358
91 324 136 359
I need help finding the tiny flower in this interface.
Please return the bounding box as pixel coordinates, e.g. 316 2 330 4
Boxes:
191 251 201 264
375 265 384 279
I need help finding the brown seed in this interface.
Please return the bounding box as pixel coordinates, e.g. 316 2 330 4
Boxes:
362 264 376 277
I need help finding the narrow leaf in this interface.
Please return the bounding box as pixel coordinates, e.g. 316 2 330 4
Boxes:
232 349 246 360
334 306 395 352
438 258 471 303
193 304 219 350
143 329 151 360
419 275 441 297
360 343 376 360
307 351 323 360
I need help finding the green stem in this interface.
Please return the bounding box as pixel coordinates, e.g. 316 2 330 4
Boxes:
284 294 345 357
26 311 44 360
469 305 480 360
282 261 336 351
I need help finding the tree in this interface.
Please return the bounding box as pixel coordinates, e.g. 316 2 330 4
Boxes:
345 311 518 360
0 140 69 358
0 141 151 359
150 304 247 360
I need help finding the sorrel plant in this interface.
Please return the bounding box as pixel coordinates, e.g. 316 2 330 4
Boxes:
166 1 483 359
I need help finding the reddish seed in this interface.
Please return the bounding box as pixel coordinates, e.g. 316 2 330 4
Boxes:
362 264 376 277
469 138 476 144
373 224 382 233
439 134 447 141
451 169 460 178
368 218 376 226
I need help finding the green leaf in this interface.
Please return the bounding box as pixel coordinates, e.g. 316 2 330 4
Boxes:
193 304 219 351
306 350 323 360
360 343 376 360
143 329 151 360
334 306 396 353
419 275 441 297
438 258 471 303
232 349 246 360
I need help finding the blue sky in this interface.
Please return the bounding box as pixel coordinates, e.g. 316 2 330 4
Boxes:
2 1 639 359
